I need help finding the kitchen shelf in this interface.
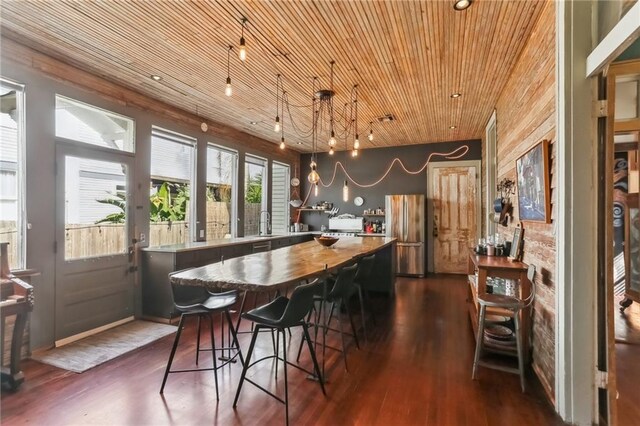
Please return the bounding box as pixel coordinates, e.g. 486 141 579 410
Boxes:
363 213 385 217
297 208 331 213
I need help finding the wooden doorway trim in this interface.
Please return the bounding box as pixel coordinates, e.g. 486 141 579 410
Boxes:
426 160 481 273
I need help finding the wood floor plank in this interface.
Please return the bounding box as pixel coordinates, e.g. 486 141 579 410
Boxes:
1 275 563 425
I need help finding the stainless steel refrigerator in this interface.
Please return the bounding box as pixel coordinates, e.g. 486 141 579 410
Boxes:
385 194 425 276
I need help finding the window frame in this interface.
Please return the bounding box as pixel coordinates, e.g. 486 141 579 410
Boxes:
54 94 136 153
244 154 268 236
206 143 238 238
0 78 26 269
149 125 197 245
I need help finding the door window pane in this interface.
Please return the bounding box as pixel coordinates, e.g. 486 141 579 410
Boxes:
244 155 267 236
207 144 236 239
149 127 196 246
64 156 127 260
55 95 135 152
271 162 290 234
0 80 25 269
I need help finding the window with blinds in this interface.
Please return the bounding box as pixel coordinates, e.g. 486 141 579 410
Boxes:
271 162 290 234
149 126 196 246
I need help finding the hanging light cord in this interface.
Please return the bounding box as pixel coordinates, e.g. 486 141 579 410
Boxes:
318 145 470 188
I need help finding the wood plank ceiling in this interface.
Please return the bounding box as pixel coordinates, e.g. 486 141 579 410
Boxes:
0 1 546 153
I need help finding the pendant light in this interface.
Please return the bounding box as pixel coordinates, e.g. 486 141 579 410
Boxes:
342 180 349 202
368 121 374 141
314 182 319 197
274 74 281 132
238 18 247 61
279 88 286 149
328 61 336 147
225 45 232 97
353 85 360 155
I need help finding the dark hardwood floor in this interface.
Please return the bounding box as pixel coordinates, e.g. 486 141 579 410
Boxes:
1 276 563 425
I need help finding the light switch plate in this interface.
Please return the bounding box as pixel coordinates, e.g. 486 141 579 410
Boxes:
200 230 205 238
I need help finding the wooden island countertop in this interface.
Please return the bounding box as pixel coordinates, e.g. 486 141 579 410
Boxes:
169 236 396 293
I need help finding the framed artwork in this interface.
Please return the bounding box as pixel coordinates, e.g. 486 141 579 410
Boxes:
516 140 551 223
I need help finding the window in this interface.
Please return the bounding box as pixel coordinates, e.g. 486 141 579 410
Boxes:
244 155 267 236
55 95 135 152
206 144 237 239
0 79 25 269
271 162 290 234
149 127 196 246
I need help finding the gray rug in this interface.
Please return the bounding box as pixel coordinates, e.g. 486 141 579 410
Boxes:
32 320 176 373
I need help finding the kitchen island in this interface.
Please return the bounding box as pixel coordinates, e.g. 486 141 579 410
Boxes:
141 233 317 321
169 236 396 294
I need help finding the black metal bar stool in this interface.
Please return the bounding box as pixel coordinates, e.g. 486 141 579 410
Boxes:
160 283 243 400
353 254 377 341
233 279 325 426
472 264 536 392
296 263 360 372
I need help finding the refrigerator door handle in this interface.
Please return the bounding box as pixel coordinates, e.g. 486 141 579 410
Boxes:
403 196 408 242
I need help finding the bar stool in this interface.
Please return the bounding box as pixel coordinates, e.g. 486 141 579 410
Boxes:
233 279 326 426
472 264 536 392
160 283 243 400
353 254 377 341
296 263 360 372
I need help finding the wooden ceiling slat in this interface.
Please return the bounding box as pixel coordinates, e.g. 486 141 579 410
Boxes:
0 0 548 152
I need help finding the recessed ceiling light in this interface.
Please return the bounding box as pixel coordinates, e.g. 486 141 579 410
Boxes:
296 142 303 145
453 0 472 11
450 92 462 98
250 121 258 125
150 75 162 81
449 126 457 129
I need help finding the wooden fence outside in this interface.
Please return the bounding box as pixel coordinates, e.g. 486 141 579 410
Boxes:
0 202 267 262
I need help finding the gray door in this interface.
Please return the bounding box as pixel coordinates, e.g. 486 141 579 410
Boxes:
55 143 135 341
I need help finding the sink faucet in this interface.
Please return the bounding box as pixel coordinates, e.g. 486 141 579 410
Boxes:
259 210 271 235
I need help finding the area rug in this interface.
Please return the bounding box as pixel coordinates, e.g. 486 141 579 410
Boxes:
32 320 176 373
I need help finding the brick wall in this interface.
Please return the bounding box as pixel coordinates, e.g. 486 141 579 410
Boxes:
483 0 557 403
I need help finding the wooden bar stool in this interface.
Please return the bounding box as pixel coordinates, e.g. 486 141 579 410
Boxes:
472 264 536 392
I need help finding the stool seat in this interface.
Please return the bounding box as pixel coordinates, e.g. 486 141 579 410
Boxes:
242 296 290 326
477 293 524 309
175 290 237 313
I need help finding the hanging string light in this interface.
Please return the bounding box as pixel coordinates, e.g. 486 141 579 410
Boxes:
238 18 248 62
308 86 320 185
353 85 360 155
328 61 336 147
280 87 286 149
274 74 281 132
225 45 233 97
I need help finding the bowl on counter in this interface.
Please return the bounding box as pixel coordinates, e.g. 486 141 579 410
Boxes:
314 235 339 247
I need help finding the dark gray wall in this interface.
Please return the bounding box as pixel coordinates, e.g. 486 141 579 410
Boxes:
300 140 481 231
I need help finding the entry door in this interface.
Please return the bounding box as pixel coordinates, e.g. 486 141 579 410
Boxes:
55 144 135 341
430 162 479 274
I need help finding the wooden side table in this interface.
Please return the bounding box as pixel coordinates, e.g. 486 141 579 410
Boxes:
466 249 531 360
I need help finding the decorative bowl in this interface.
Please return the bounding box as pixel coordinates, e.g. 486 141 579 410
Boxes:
314 236 339 247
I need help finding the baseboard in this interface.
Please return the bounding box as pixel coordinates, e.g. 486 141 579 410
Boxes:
532 362 556 408
54 316 135 348
141 315 180 325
